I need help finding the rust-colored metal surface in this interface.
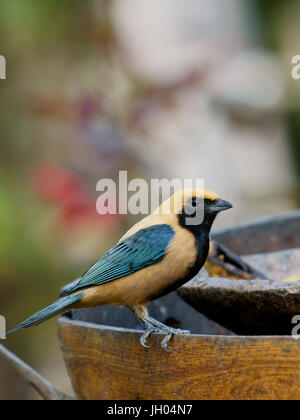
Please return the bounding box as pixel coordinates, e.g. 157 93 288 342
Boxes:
212 211 300 255
179 249 300 335
59 318 300 400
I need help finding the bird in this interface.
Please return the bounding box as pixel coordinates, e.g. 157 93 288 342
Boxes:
8 188 232 350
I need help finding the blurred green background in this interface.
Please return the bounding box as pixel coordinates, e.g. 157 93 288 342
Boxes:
0 0 299 399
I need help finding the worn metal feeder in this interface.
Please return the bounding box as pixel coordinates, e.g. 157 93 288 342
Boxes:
58 211 300 400
179 211 300 335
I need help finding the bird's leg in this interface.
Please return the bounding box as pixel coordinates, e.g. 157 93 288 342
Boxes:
139 319 161 349
145 315 191 351
130 305 160 349
144 315 190 351
144 315 190 335
131 305 190 351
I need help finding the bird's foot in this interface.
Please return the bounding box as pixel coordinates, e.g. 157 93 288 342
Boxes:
140 319 190 351
159 327 191 351
131 306 190 351
140 327 160 348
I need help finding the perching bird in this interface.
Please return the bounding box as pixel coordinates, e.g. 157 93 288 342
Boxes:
8 188 232 350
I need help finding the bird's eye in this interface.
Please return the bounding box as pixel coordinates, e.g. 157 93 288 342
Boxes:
191 197 198 207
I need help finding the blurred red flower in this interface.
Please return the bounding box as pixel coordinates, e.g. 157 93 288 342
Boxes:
31 164 123 230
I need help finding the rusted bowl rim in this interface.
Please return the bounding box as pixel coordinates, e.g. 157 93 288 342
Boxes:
184 277 300 294
213 210 300 238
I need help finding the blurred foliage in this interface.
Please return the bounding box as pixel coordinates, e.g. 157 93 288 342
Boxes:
255 0 284 50
0 0 104 47
0 170 78 321
287 109 300 204
0 0 128 398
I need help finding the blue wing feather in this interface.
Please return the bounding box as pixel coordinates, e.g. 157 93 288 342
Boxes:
67 224 174 294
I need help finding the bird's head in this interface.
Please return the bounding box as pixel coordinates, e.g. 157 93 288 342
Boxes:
157 188 233 229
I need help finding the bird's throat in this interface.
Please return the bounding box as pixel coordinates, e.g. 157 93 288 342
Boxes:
178 211 217 275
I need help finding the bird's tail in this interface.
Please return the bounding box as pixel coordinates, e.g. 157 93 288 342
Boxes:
7 294 82 335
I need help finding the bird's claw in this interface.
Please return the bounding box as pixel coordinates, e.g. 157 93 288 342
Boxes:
140 327 159 348
161 333 173 352
140 334 151 348
160 328 190 351
140 326 191 351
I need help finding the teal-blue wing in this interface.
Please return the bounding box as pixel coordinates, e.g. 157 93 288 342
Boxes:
67 224 174 294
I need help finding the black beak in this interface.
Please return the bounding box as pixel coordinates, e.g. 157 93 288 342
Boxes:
209 199 233 213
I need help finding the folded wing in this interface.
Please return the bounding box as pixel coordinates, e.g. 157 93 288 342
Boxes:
66 224 174 295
